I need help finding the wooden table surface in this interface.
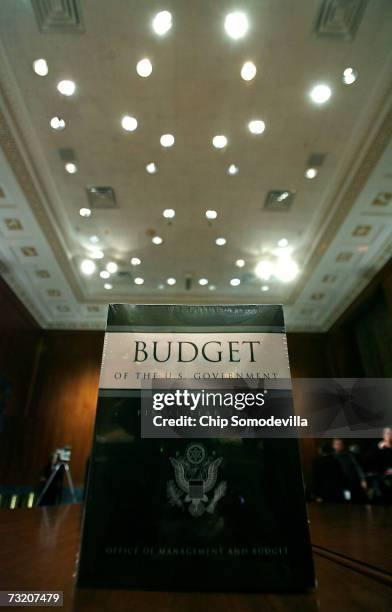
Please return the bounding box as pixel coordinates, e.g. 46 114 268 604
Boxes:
0 503 391 611
308 503 392 576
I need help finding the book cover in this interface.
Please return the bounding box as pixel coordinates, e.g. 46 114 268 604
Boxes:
78 304 315 591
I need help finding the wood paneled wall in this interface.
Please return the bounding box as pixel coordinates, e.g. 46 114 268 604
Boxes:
0 331 103 487
0 326 328 488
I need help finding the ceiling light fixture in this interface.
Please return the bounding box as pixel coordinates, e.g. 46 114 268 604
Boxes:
131 257 141 266
152 236 163 245
305 167 318 179
235 259 245 268
134 277 144 285
50 116 66 131
33 58 48 76
106 261 118 274
80 259 96 275
65 162 77 174
104 283 112 290
100 270 110 279
255 260 273 281
241 61 256 81
274 258 299 282
205 210 218 220
278 238 288 248
163 208 175 219
89 235 99 243
57 80 76 96
136 58 153 77
167 277 176 285
224 11 249 39
212 135 227 149
227 164 239 175
199 278 208 286
152 10 173 35
248 120 265 135
146 162 157 174
121 115 138 132
79 207 91 217
160 133 175 147
342 67 357 85
309 83 332 104
209 285 216 291
230 278 241 286
261 285 269 292
215 237 226 246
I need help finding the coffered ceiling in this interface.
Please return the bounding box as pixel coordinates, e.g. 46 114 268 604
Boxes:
0 0 391 331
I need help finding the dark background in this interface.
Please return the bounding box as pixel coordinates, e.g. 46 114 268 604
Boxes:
0 259 391 491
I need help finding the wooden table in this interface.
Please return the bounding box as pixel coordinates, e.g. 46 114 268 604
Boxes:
0 504 391 611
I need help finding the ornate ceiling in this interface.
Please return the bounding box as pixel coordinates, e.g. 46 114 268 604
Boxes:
0 0 391 331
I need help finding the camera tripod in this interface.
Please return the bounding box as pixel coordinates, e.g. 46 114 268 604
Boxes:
36 461 77 506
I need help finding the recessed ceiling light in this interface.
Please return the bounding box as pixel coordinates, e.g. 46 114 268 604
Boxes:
152 236 163 245
100 270 110 279
104 283 112 290
224 11 249 39
136 58 153 77
65 162 77 174
134 277 144 285
57 80 76 96
305 167 318 179
277 191 290 202
255 260 273 281
241 61 256 81
212 135 228 149
146 162 157 174
80 259 96 275
79 207 91 217
163 208 175 219
160 134 175 147
342 67 357 85
261 285 269 292
248 120 265 135
50 116 66 131
131 257 141 266
227 164 239 175
91 249 104 259
199 278 208 286
106 261 118 273
278 238 288 248
152 10 173 35
167 277 176 285
215 237 226 246
309 83 331 104
230 278 241 286
121 115 138 132
33 58 48 76
274 258 299 282
209 285 216 291
236 259 245 268
89 235 99 243
205 209 218 220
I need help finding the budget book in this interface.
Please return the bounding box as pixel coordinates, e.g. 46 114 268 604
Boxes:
78 304 315 591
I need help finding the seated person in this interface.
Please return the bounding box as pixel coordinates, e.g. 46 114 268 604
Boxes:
366 427 392 503
331 438 367 502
